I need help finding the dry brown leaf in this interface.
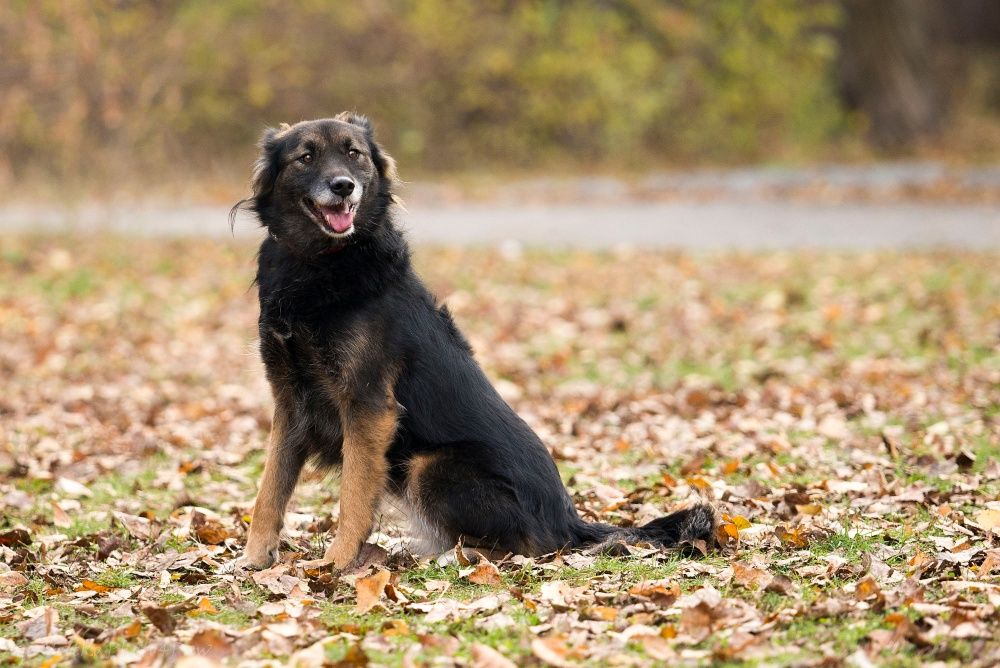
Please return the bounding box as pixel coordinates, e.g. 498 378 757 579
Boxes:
0 528 31 546
732 562 772 590
680 602 716 643
17 606 59 640
628 580 680 606
471 643 518 668
55 477 92 498
854 576 883 602
141 604 176 635
79 579 113 593
775 525 809 548
585 605 619 621
252 565 305 596
355 569 391 614
51 501 72 528
531 635 574 667
381 619 410 636
190 628 233 661
113 511 156 541
115 620 142 639
466 558 502 586
0 571 29 591
193 515 229 545
978 550 1000 577
974 509 1000 533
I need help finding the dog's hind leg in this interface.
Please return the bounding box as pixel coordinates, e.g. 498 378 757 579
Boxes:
401 447 571 557
244 397 307 569
324 404 398 569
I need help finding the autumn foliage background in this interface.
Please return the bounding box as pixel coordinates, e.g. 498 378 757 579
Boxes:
2 0 999 195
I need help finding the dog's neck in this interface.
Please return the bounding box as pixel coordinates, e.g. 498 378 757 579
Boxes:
256 221 411 319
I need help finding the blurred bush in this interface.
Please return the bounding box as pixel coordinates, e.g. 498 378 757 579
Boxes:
0 0 994 189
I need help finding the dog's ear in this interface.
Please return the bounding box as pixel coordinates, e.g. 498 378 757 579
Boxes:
369 140 399 187
335 111 398 188
334 111 372 133
229 124 293 230
250 124 292 199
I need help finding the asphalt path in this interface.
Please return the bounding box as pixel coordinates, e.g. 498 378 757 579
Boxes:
2 198 997 249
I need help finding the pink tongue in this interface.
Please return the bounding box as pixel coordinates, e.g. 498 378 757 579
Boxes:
322 208 355 233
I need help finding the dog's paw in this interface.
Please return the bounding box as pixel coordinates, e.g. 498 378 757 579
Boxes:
241 540 280 570
321 541 387 573
324 537 361 571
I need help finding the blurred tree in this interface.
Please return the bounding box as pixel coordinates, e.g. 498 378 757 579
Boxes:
838 0 948 148
0 0 995 189
837 0 1000 149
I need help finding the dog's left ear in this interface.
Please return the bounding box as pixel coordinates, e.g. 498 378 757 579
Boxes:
335 111 398 188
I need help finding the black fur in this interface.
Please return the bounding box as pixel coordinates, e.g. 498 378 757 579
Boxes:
240 115 717 559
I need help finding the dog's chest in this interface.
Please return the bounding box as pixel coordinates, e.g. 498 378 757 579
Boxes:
260 318 356 401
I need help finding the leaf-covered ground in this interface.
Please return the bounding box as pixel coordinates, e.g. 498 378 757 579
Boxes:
1 236 998 667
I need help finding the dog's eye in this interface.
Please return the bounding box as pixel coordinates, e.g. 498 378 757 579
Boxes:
298 153 313 164
348 148 361 160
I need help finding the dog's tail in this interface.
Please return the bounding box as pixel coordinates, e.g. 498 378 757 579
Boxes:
571 503 719 552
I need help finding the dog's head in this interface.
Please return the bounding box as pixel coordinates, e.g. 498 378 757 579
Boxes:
239 113 398 254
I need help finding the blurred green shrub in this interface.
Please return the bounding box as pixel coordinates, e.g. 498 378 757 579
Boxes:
0 0 847 183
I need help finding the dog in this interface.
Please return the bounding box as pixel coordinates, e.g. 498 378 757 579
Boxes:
234 113 717 570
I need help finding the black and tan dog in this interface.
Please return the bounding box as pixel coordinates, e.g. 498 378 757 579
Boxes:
234 113 717 570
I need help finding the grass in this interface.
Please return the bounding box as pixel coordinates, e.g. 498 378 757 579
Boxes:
0 237 997 666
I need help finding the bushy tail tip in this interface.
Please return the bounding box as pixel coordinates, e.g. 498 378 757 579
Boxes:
574 503 719 552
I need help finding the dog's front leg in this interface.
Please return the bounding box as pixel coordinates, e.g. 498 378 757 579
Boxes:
325 405 397 570
244 400 306 569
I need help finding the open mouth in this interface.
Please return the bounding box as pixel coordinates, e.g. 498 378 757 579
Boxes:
303 197 357 235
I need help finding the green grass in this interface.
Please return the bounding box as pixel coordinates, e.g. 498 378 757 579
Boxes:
2 239 997 665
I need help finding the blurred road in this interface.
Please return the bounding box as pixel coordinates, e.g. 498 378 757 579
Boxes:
3 200 997 250
3 164 998 249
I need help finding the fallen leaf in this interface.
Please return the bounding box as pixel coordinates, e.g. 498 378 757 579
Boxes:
141 604 176 635
253 565 305 596
79 579 113 593
978 550 1000 577
0 571 29 590
381 619 410 636
115 619 142 639
854 576 883 602
775 525 809 548
355 569 391 614
974 509 1000 533
190 596 218 615
0 528 31 546
471 643 518 668
465 557 502 586
55 477 92 498
113 511 156 541
190 628 232 661
17 606 60 640
628 580 680 606
585 605 619 621
531 635 574 667
192 512 230 545
51 501 72 528
731 562 772 590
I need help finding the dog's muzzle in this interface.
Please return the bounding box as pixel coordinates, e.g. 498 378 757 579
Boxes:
303 184 362 236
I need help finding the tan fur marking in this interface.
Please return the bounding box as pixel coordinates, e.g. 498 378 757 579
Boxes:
244 404 294 568
405 452 435 500
324 405 398 569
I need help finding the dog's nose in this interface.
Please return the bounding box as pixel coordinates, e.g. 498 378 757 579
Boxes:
329 177 355 197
